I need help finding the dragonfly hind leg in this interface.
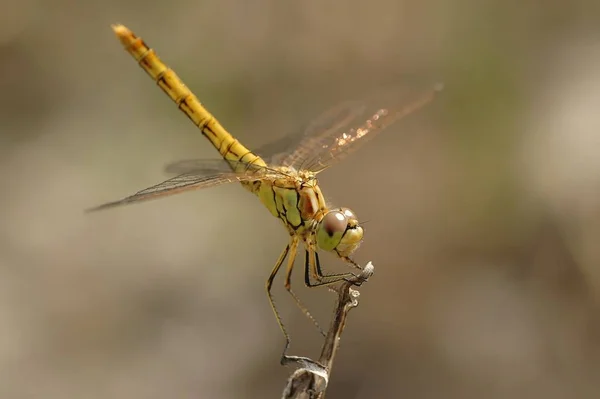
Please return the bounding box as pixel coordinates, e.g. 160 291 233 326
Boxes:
266 236 327 363
282 238 326 338
266 243 292 351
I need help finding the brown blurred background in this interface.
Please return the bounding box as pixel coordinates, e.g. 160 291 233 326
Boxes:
1 0 600 398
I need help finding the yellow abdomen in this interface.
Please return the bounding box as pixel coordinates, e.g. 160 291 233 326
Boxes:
112 24 266 173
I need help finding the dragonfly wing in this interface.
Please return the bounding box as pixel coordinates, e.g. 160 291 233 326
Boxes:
254 101 366 167
163 158 288 177
259 82 442 173
87 160 265 212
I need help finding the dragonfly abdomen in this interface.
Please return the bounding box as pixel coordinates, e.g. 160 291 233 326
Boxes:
112 24 267 173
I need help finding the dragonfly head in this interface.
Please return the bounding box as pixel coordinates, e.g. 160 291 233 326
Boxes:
316 208 364 257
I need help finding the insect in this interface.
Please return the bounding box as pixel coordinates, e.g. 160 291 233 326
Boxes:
89 24 440 359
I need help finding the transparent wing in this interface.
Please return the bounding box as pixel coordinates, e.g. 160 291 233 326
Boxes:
254 101 366 167
257 82 443 172
162 158 290 177
87 160 278 212
163 159 247 175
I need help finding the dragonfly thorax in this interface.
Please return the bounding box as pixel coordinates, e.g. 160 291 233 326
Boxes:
315 207 364 257
252 168 363 258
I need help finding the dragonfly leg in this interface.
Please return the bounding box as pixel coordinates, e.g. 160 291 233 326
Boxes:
282 242 326 337
266 242 292 352
304 249 356 288
341 255 363 271
267 237 317 363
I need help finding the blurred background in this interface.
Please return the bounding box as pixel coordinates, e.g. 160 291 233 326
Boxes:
1 0 600 398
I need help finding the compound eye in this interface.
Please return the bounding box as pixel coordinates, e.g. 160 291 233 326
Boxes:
316 211 348 252
322 211 348 236
340 208 356 224
341 208 356 220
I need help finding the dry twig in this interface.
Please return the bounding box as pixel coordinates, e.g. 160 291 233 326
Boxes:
281 261 375 399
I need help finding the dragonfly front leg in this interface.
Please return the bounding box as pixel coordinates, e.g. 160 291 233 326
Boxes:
304 248 357 288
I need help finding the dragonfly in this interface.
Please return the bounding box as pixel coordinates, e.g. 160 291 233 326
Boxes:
89 24 441 360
